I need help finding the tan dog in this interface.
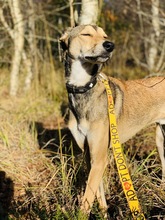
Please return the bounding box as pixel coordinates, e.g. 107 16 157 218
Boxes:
60 25 165 215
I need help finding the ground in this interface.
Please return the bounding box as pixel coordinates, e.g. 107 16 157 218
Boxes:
0 72 165 219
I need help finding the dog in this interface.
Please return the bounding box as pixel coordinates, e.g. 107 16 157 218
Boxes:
60 24 165 215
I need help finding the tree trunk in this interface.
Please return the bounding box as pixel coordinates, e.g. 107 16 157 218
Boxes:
147 0 160 72
24 0 35 91
9 0 25 96
79 0 99 25
69 0 75 27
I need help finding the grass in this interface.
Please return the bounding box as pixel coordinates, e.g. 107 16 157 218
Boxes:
0 68 165 220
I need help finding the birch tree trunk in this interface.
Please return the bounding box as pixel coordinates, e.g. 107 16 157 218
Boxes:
79 0 99 25
24 0 35 91
69 0 75 27
9 0 25 96
147 0 160 72
0 1 35 95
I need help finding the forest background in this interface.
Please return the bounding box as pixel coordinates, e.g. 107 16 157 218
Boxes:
0 0 165 219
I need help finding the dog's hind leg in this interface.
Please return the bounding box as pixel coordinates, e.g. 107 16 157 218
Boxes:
156 121 165 181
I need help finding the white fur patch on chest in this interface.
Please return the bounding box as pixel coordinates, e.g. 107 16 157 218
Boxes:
69 60 91 86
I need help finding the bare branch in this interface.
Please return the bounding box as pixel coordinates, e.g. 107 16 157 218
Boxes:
0 5 14 39
156 38 165 72
130 46 149 70
136 0 144 33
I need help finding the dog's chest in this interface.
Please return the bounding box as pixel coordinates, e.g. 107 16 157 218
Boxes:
68 93 91 121
68 89 107 123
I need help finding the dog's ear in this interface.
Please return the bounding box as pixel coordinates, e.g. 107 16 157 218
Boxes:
59 28 72 51
60 32 69 51
59 28 73 61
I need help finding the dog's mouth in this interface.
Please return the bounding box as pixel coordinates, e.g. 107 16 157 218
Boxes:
84 55 110 63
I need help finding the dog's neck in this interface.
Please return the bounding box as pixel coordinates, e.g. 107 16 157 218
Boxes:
68 60 92 86
64 53 102 91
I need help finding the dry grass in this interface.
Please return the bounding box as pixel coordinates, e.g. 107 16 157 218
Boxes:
104 125 165 219
0 68 165 220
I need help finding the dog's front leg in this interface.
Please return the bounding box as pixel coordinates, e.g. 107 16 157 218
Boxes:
81 121 109 213
81 147 107 212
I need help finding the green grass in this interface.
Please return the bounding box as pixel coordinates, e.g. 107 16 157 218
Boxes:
0 68 165 219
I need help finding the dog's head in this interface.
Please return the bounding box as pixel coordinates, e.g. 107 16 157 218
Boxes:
60 25 114 64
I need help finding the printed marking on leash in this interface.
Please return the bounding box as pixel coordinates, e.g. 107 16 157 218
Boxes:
101 76 146 220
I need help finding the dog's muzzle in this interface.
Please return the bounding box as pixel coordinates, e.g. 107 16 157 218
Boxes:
84 41 115 63
103 41 115 53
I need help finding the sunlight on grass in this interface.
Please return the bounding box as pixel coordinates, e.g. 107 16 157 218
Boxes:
0 68 165 219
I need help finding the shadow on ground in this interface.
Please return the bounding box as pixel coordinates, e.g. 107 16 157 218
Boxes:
0 171 14 220
34 121 82 156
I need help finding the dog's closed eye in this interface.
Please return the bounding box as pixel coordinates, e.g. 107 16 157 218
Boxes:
81 33 92 36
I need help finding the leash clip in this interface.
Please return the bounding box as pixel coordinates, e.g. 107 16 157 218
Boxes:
98 73 107 82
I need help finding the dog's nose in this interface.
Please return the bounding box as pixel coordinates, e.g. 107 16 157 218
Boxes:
103 41 115 52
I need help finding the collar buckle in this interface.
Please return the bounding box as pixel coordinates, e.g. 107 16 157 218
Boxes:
66 77 97 94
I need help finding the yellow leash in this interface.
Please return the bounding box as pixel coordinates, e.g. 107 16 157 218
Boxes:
100 75 146 220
